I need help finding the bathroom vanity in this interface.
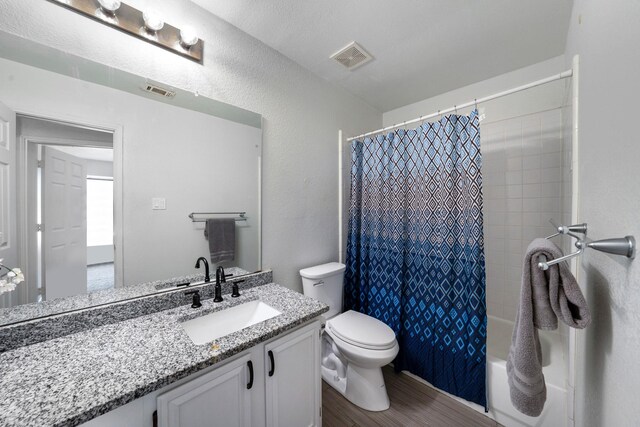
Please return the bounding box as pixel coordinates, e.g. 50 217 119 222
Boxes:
0 280 328 427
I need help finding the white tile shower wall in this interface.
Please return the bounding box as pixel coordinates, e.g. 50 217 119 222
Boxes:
482 109 566 321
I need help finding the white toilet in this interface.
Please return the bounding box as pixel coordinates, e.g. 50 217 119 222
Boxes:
300 262 399 411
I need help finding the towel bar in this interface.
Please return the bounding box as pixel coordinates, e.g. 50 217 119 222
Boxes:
188 212 247 222
538 219 635 270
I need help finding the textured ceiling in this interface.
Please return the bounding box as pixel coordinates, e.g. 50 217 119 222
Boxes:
192 0 573 112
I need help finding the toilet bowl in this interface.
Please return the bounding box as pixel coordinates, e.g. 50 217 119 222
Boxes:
300 262 399 411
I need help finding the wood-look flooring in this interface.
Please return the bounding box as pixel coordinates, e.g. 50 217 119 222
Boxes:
322 366 501 427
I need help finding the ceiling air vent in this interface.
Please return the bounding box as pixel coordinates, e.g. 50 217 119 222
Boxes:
143 83 176 98
330 41 373 71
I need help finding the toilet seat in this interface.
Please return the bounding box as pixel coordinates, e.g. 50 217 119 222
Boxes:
326 310 396 351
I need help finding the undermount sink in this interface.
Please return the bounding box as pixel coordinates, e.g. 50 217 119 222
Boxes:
180 300 282 345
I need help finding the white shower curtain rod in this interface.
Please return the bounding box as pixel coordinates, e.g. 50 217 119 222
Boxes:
347 69 574 142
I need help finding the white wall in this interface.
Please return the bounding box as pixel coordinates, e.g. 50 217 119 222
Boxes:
383 56 567 127
17 117 113 145
0 0 381 292
85 159 113 178
564 2 640 426
87 245 113 265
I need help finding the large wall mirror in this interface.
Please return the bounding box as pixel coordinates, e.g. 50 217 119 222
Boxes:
0 31 262 321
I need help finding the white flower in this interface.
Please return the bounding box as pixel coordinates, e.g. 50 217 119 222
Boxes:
0 278 16 295
8 268 24 284
0 264 24 294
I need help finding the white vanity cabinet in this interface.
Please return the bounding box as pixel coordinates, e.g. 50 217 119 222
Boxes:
264 325 321 427
81 320 321 427
156 353 254 427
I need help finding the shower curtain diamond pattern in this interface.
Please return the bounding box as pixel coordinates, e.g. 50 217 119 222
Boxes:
345 110 487 408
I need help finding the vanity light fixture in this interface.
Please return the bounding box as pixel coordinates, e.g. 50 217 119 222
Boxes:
97 0 121 14
143 10 164 33
180 26 199 49
49 0 204 63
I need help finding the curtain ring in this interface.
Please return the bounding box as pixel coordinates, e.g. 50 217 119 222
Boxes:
419 115 428 135
454 105 458 115
474 98 478 111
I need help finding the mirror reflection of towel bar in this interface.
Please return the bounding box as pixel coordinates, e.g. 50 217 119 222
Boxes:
188 212 247 222
538 219 635 270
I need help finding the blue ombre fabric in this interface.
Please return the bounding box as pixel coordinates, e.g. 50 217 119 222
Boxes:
344 110 487 409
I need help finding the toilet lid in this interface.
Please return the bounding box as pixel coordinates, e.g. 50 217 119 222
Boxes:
327 310 397 350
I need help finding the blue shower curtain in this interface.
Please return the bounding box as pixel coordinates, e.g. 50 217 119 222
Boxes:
344 110 487 408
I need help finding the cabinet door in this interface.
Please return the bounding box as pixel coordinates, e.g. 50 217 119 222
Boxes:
265 321 320 427
157 353 254 427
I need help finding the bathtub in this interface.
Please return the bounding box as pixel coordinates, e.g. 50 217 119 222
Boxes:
485 315 567 427
401 315 568 427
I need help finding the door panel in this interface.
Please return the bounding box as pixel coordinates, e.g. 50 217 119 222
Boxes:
157 354 253 427
0 101 15 259
0 101 16 308
265 322 321 427
42 146 87 300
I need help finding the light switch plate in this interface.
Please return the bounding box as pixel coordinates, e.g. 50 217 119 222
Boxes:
152 198 166 210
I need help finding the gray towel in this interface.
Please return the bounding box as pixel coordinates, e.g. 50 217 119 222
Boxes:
204 218 236 264
507 238 591 417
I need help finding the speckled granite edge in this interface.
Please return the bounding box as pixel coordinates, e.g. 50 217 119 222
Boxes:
0 266 252 326
0 283 328 427
0 270 273 352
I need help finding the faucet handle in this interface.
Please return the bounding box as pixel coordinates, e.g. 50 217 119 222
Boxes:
184 290 202 308
231 280 245 298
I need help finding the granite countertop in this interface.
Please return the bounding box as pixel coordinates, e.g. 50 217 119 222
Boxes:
0 267 251 327
0 283 328 427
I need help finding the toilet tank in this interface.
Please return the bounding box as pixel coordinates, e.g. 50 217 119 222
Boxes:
300 262 346 319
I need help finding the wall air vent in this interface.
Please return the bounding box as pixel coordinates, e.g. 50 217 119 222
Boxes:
330 41 373 71
143 83 176 98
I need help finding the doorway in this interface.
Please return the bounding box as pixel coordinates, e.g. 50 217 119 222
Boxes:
18 116 117 302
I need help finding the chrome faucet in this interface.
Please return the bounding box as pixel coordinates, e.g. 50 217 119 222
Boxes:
213 266 226 302
195 257 210 283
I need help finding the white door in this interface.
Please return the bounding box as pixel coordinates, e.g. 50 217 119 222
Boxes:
42 146 87 300
265 322 321 427
157 353 254 427
0 101 17 307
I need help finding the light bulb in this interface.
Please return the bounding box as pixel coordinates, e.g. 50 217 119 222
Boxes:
180 26 199 48
143 10 164 32
97 0 121 13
